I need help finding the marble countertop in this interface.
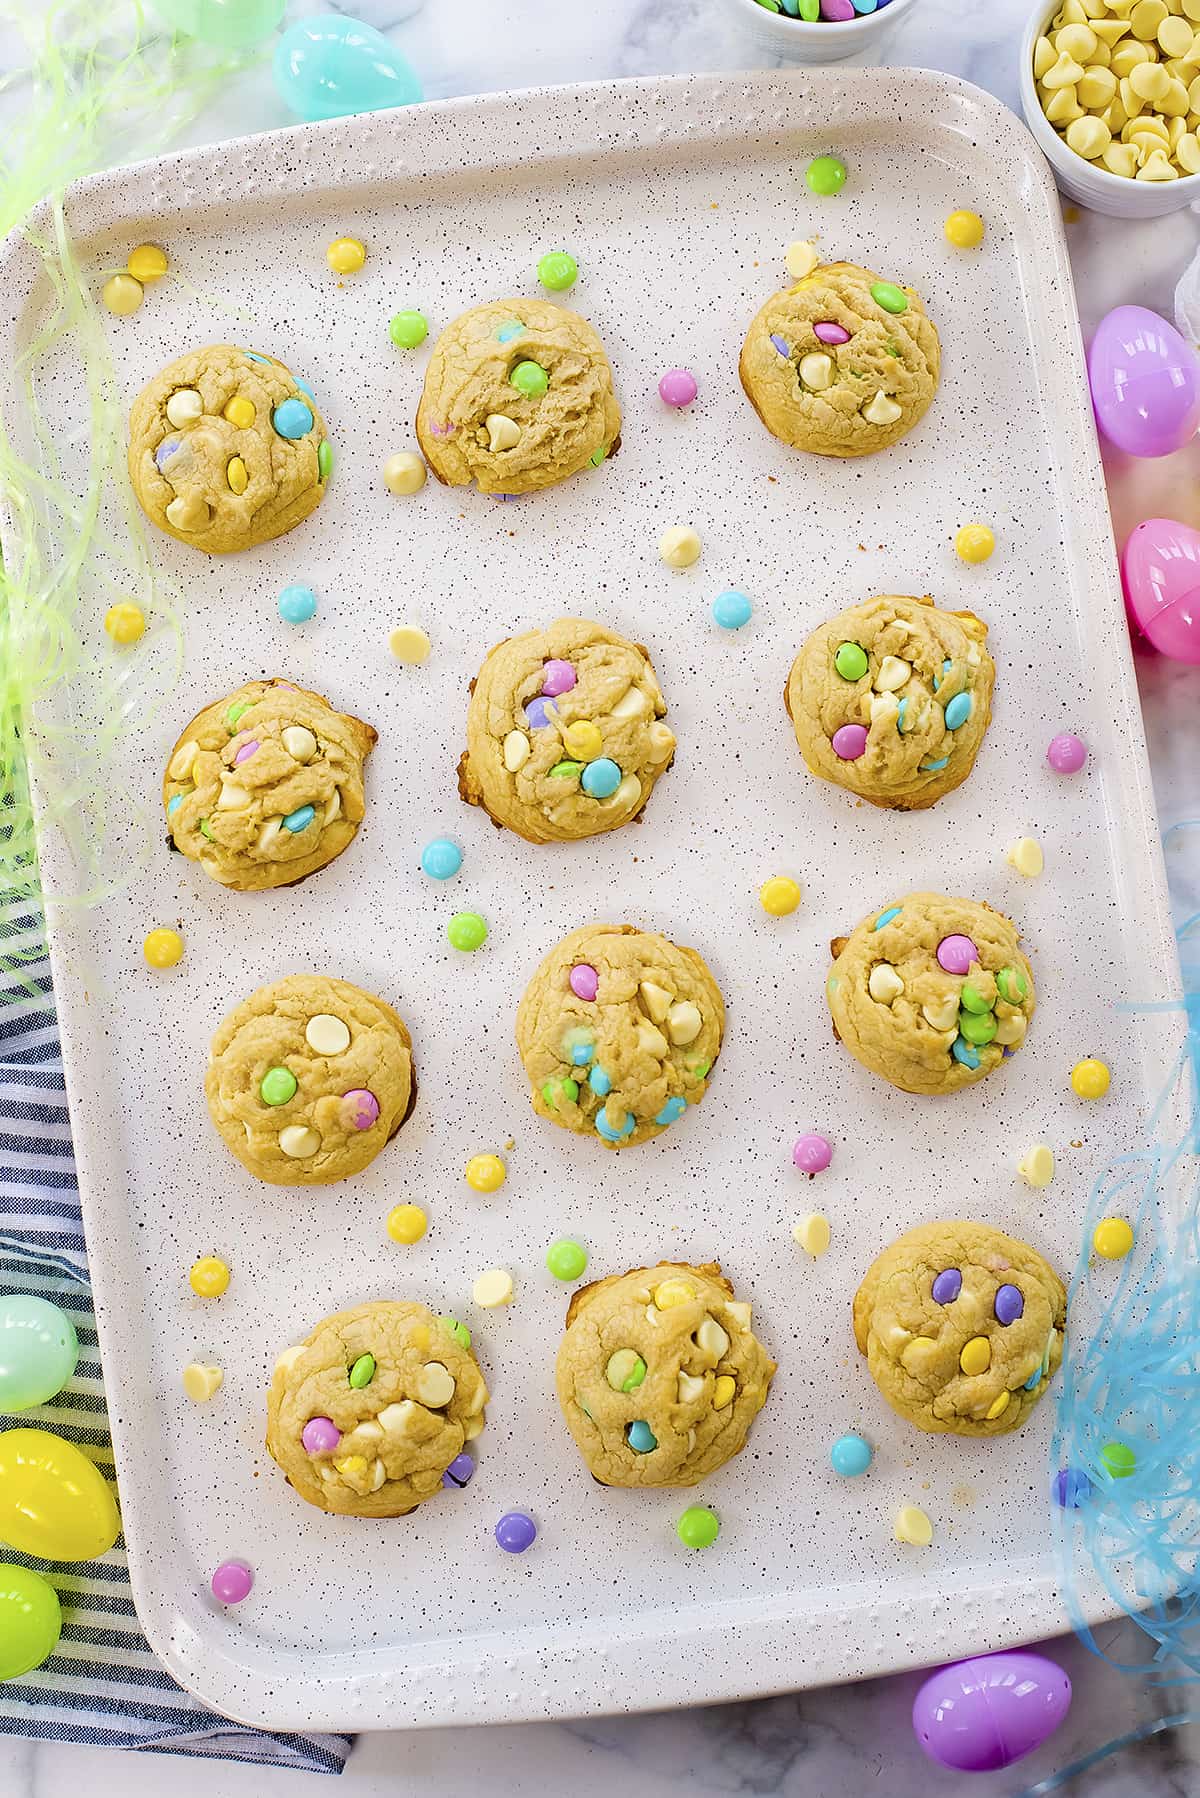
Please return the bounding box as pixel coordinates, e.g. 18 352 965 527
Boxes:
9 0 1200 1794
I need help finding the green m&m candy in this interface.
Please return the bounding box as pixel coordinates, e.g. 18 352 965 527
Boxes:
997 967 1028 1004
870 281 908 315
606 1349 647 1392
537 251 577 292
958 1009 997 1046
834 641 868 681
806 155 847 197
260 1066 297 1106
348 1353 376 1389
318 439 333 479
1100 1441 1136 1479
226 701 249 731
389 309 428 348
959 982 992 1016
542 1077 579 1108
448 911 488 951
439 1315 471 1349
510 360 549 398
676 1505 720 1550
546 1238 588 1281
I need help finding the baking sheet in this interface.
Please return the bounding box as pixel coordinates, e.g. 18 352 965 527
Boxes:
0 68 1185 1730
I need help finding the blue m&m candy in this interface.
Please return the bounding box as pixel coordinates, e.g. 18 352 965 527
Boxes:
627 1420 657 1453
830 1433 873 1477
272 398 314 439
283 804 315 833
525 696 555 729
944 692 973 730
581 757 621 799
420 838 462 880
655 1096 686 1125
278 584 317 623
596 1107 635 1142
712 589 752 631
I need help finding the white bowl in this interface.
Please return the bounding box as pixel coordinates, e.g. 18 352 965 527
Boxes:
725 0 923 65
1019 0 1200 217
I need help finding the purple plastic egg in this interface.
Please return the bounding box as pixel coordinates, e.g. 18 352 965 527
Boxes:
1122 518 1200 665
1087 305 1200 459
912 1650 1072 1772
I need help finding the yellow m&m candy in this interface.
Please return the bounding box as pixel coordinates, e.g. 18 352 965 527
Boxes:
1071 1058 1111 1100
189 1256 230 1297
387 1203 428 1244
327 236 366 274
127 243 168 283
465 1154 506 1193
104 601 145 644
760 876 801 917
1093 1218 1134 1260
955 523 995 564
944 210 985 249
143 927 183 969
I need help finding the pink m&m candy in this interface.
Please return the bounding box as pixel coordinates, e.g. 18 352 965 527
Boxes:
814 322 850 346
1046 733 1087 774
341 1089 380 1131
233 739 259 765
211 1559 254 1605
793 1133 833 1174
821 0 855 16
541 659 576 697
658 368 698 407
570 963 599 1001
937 934 977 975
301 1416 340 1454
831 723 867 760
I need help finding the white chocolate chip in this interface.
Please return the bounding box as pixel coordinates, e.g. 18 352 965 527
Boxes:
282 725 317 762
383 451 426 495
611 686 648 720
695 1317 730 1359
257 817 283 855
462 1411 485 1440
870 693 899 728
165 492 210 531
863 390 903 427
648 721 676 758
725 1300 752 1329
1138 147 1181 178
414 1362 456 1407
793 1213 831 1257
377 1401 419 1434
503 729 530 772
874 655 911 693
640 981 673 1023
900 1335 938 1371
168 739 199 780
659 525 702 568
472 1268 513 1308
1018 1144 1056 1188
868 963 904 1004
1005 836 1045 878
785 239 819 279
389 624 431 663
894 1504 934 1547
677 1371 705 1404
798 351 834 392
922 995 960 1033
216 782 251 811
636 1021 669 1058
608 773 643 809
165 389 202 428
273 1346 305 1375
666 1000 702 1045
324 788 341 826
485 412 522 452
355 1420 383 1441
279 1124 320 1158
305 1013 351 1056
371 1459 387 1492
182 1363 223 1401
994 1012 1027 1047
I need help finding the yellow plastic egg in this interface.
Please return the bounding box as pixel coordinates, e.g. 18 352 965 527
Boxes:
127 243 168 283
1071 1058 1111 1100
944 209 985 248
387 1203 428 1244
1093 1217 1134 1260
0 1428 121 1562
327 236 366 274
465 1154 506 1194
104 601 145 644
143 927 183 969
955 523 995 564
760 876 802 917
189 1256 230 1297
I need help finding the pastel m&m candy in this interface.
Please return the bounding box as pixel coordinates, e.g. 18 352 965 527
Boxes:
448 911 488 951
389 309 428 348
546 1239 588 1281
1071 1058 1110 1100
211 1559 253 1604
105 601 145 643
792 1132 832 1173
1093 1217 1133 1259
712 589 752 630
658 368 698 407
495 1511 536 1553
327 236 365 273
387 1203 427 1244
955 523 994 563
1047 732 1087 773
760 876 801 917
830 1434 872 1477
442 1452 474 1489
143 927 183 968
465 1154 506 1193
278 584 317 623
421 838 462 879
189 1256 229 1297
127 243 168 282
806 155 847 196
537 251 577 292
945 210 984 248
676 1506 720 1549
272 398 314 439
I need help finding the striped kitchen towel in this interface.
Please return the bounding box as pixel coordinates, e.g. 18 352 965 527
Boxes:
0 910 352 1773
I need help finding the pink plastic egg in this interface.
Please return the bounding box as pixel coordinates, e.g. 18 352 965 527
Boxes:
1122 517 1200 665
1087 306 1200 458
912 1650 1071 1772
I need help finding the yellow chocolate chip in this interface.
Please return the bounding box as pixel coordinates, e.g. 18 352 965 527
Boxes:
181 1364 223 1401
1034 33 1057 76
1179 130 1200 169
1160 74 1191 112
1043 47 1087 85
1067 115 1113 155
1018 1143 1056 1188
959 1335 992 1376
894 1505 934 1547
1005 836 1046 876
1078 65 1118 106
1092 18 1133 48
1112 37 1155 73
1138 145 1181 174
1045 87 1086 122
785 239 818 279
792 1213 831 1257
1130 0 1168 40
1057 21 1097 57
1161 14 1197 57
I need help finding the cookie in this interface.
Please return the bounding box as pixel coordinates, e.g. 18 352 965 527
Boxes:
555 1262 775 1487
128 344 331 553
739 262 939 457
415 299 620 495
827 894 1035 1095
205 975 414 1185
457 618 675 843
516 924 724 1148
852 1222 1065 1436
163 678 374 891
785 595 995 810
266 1301 487 1515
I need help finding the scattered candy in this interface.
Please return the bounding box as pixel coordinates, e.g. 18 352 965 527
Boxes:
211 1559 254 1604
389 308 428 348
581 757 621 798
473 1268 513 1308
537 250 578 291
387 1202 427 1245
1053 1467 1093 1508
104 600 145 644
760 875 801 917
510 360 549 398
659 525 702 568
325 235 366 274
127 243 168 283
546 1239 588 1281
278 584 317 623
383 450 427 495
806 155 847 196
936 933 977 975
834 641 868 681
793 1212 831 1257
831 723 867 760
465 1154 506 1193
676 1505 720 1549
0 1295 79 1411
1006 837 1044 878
182 1364 223 1402
813 320 850 345
894 1504 934 1547
712 589 752 630
389 625 431 663
955 523 995 563
658 367 698 407
1100 1441 1136 1480
189 1256 229 1298
102 272 143 315
0 1564 61 1682
1046 732 1087 773
785 239 818 279
495 1510 536 1552
1093 1217 1134 1260
143 927 183 969
570 963 599 1000
792 1132 832 1173
273 398 314 439
1071 1058 1110 1100
944 209 985 249
421 838 463 880
1018 1144 1055 1188
830 1433 873 1476
870 281 908 314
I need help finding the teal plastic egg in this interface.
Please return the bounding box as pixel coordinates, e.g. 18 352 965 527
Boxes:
274 16 423 123
151 0 284 48
0 1295 78 1412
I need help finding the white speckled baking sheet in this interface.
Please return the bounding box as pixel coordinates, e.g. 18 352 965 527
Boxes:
1 69 1185 1731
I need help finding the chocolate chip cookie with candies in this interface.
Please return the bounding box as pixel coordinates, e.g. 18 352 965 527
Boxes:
205 975 415 1186
739 259 940 457
128 344 332 552
458 617 675 843
786 594 995 810
826 893 1035 1095
852 1222 1066 1436
516 924 724 1148
555 1263 776 1486
163 678 374 891
267 1302 487 1516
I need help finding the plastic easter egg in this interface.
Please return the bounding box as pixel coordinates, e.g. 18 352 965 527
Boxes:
913 1650 1072 1772
274 15 423 123
0 1563 61 1681
0 1429 121 1562
151 0 284 47
1122 518 1200 665
1087 306 1200 458
0 1295 79 1411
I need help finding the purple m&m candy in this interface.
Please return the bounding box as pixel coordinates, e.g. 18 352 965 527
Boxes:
994 1283 1024 1326
1046 732 1087 773
814 321 851 346
936 934 977 975
525 695 555 729
658 368 698 407
569 963 599 1001
341 1089 380 1131
541 659 576 697
913 1651 1071 1773
301 1416 340 1455
233 739 259 765
831 723 867 760
770 333 789 356
1053 1467 1093 1508
495 1510 537 1553
155 438 180 470
931 1268 962 1305
442 1452 475 1489
821 0 855 15
792 1133 833 1174
211 1559 254 1605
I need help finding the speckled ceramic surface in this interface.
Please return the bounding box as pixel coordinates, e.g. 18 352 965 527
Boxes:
0 70 1184 1732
